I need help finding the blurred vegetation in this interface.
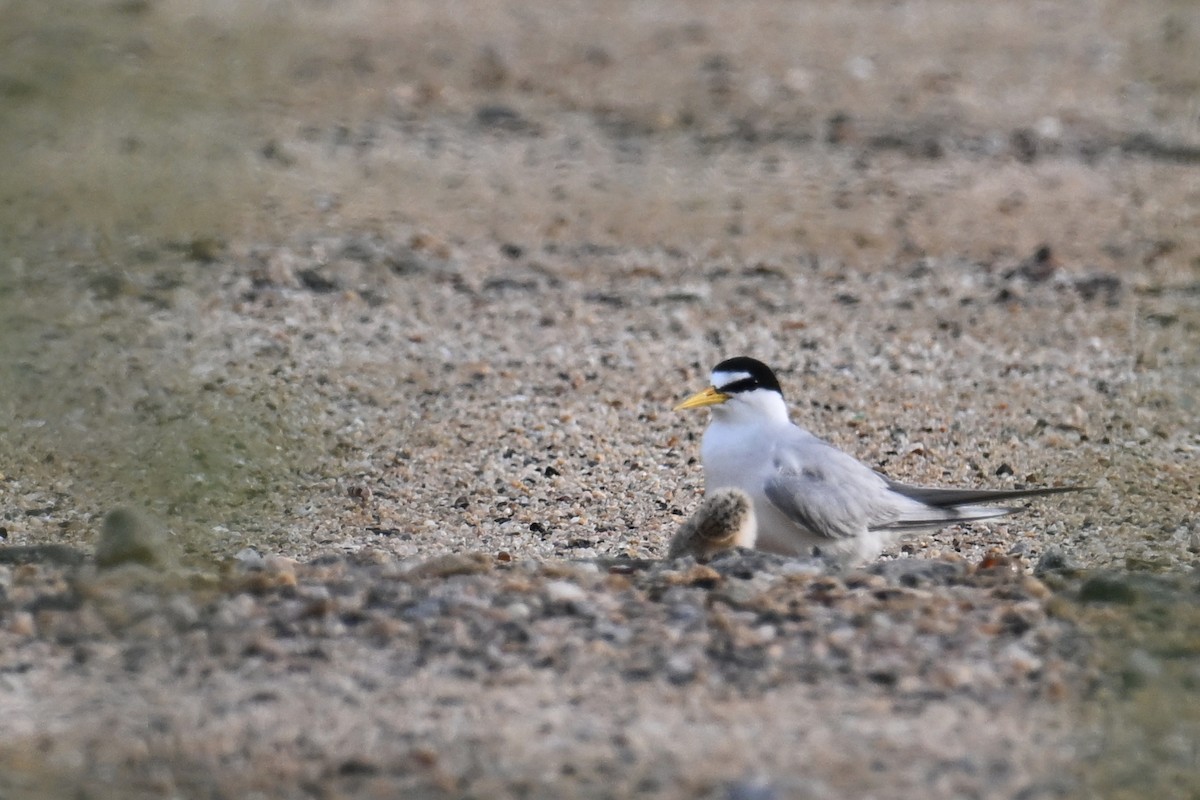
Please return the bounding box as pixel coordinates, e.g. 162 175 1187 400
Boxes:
0 0 345 556
2 2 259 247
1068 573 1200 799
4 0 1198 259
0 264 315 558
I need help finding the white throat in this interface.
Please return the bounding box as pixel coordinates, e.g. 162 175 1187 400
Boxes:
700 387 791 502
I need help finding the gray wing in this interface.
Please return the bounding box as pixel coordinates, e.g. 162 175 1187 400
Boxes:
762 430 900 540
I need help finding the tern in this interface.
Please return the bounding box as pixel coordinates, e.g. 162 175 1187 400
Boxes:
675 356 1081 565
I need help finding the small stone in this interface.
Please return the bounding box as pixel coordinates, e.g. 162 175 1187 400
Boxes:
1034 548 1078 576
265 554 298 571
1078 574 1138 604
1006 541 1033 558
234 547 266 570
999 643 1043 677
931 660 975 690
1019 576 1053 600
664 653 698 685
664 564 723 588
505 601 532 620
226 567 296 595
264 555 299 585
164 595 200 628
976 548 1019 573
715 579 765 607
406 552 493 579
95 508 173 569
844 571 888 590
213 593 260 626
725 777 779 800
1122 648 1162 689
8 611 35 636
544 579 589 604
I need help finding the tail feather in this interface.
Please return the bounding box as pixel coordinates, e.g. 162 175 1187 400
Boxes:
880 503 1016 532
884 480 1087 509
875 481 1087 534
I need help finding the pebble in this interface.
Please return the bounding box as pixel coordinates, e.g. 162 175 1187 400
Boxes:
163 596 200 629
505 601 532 620
405 552 493 579
95 508 173 569
233 547 266 570
1123 648 1162 687
544 580 588 603
7 611 35 637
263 555 299 585
664 652 698 684
1034 548 1079 576
999 643 1043 677
726 778 779 800
1078 574 1139 604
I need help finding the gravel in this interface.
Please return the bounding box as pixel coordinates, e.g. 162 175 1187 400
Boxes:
0 546 1092 798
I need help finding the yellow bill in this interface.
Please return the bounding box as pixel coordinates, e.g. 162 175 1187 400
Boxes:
673 386 730 411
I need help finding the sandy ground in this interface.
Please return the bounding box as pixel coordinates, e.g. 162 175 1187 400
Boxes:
1 0 1199 797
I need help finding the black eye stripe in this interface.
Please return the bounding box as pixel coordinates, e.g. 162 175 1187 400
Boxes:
719 377 759 394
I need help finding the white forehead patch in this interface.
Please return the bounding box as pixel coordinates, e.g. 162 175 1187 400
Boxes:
711 370 752 388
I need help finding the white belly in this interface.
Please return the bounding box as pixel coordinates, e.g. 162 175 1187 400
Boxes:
701 428 816 556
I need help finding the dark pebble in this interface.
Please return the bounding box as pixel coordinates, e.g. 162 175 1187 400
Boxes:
1078 574 1139 605
726 778 779 800
297 268 339 293
1034 548 1078 576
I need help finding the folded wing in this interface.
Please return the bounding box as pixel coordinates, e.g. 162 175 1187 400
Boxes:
762 429 1086 540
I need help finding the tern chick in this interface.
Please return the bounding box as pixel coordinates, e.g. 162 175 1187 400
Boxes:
667 487 757 560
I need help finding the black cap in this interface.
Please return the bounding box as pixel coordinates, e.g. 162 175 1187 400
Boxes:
711 357 783 396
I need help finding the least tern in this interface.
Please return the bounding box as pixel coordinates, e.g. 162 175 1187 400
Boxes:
667 487 757 560
675 357 1081 565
